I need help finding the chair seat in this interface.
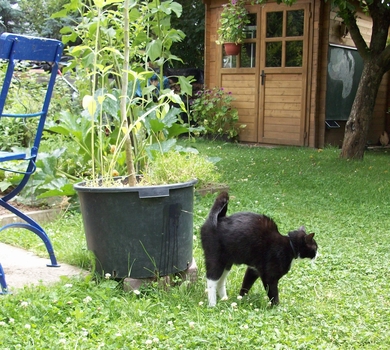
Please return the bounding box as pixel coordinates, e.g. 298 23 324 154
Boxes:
0 151 27 162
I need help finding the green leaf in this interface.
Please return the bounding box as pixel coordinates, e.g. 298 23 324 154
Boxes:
0 181 13 192
167 123 189 138
177 76 193 96
38 183 76 199
146 39 163 61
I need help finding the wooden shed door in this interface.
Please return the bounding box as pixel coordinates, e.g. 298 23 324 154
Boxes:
258 3 309 145
218 3 310 144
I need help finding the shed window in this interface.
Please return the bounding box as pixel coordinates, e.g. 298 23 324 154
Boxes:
222 13 257 68
241 42 256 68
265 9 304 68
286 10 304 36
266 12 283 37
266 42 282 67
241 14 257 68
286 41 303 67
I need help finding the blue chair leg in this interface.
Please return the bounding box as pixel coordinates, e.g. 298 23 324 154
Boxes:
0 263 8 294
0 200 60 296
0 200 60 268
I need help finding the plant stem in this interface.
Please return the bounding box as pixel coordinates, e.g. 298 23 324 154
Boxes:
156 0 164 96
90 6 100 182
121 0 136 186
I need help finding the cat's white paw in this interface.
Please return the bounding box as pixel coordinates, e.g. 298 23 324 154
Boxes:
208 300 217 307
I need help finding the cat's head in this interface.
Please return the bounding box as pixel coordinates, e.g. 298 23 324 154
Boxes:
288 227 317 259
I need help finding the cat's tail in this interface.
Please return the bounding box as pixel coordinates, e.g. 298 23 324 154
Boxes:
207 191 229 227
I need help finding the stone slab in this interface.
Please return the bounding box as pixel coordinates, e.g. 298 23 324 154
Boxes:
123 257 198 292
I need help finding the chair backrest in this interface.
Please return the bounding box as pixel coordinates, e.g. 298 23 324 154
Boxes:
0 33 64 152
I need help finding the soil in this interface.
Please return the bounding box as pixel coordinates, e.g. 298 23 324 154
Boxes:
0 190 68 216
0 200 41 215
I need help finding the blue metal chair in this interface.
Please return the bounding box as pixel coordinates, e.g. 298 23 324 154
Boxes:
0 33 64 293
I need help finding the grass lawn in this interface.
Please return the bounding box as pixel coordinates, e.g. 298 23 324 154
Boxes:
1 140 390 349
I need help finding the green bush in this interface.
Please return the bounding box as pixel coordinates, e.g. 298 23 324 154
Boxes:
190 87 245 141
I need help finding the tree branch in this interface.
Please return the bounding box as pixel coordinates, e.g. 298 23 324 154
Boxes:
367 0 390 55
341 7 370 61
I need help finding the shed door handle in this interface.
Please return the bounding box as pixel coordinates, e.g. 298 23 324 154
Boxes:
261 70 266 85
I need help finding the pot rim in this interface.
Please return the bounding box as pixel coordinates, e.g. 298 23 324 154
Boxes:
74 177 198 194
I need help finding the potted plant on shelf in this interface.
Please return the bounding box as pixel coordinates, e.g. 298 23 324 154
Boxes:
54 0 218 281
216 0 251 55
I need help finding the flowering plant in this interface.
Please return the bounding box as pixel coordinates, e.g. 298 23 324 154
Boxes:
190 87 245 140
216 0 250 45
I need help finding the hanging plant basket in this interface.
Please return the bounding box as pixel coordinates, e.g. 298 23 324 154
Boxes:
224 43 241 56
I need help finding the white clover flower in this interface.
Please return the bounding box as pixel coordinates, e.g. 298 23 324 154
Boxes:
231 302 237 308
237 295 243 300
0 321 6 326
198 301 204 306
9 318 14 324
25 324 31 330
83 296 92 304
64 283 73 288
133 289 141 295
189 321 195 328
145 339 153 345
105 273 111 280
167 320 173 326
20 301 29 308
153 338 159 343
59 339 66 345
136 322 143 327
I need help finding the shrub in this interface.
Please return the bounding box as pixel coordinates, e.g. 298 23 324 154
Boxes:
190 87 245 141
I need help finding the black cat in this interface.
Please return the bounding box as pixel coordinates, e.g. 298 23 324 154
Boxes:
200 191 318 307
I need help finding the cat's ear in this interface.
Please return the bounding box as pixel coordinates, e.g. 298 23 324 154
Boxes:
305 233 315 242
299 226 306 232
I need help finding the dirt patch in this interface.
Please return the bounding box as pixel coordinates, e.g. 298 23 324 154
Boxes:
0 200 42 215
0 192 69 217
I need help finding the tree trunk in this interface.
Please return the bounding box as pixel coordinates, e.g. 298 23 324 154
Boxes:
340 59 385 159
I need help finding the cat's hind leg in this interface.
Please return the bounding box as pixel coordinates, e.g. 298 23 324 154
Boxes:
206 264 227 307
206 269 230 307
206 279 218 307
217 269 230 301
239 267 260 296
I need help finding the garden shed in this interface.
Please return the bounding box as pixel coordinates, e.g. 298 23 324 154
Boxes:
202 0 390 147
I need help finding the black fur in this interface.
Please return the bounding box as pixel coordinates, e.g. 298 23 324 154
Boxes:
201 191 318 306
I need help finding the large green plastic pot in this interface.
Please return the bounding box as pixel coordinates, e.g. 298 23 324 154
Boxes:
74 179 197 279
